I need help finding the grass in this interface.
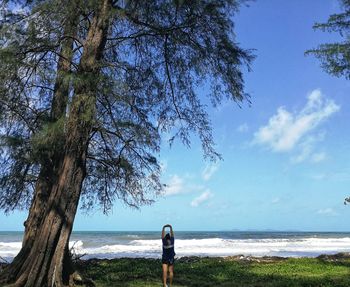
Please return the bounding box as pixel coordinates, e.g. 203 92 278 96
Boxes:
78 254 350 287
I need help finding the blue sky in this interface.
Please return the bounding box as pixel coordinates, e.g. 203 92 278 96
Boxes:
2 0 350 232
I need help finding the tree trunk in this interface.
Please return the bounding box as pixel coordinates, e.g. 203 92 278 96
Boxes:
1 1 111 286
0 4 79 284
22 0 80 249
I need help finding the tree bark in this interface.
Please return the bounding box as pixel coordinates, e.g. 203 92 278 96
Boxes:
0 4 79 284
22 0 80 249
2 1 111 286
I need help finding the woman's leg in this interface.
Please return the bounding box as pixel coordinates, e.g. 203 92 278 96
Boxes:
162 263 168 287
169 264 174 287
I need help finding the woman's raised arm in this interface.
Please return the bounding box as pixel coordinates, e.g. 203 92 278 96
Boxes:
161 225 167 239
161 224 174 238
169 225 174 237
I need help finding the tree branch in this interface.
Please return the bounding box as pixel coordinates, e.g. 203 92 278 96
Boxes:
164 34 183 120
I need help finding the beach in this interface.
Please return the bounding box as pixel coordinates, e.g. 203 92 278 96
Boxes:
2 231 350 286
2 231 350 262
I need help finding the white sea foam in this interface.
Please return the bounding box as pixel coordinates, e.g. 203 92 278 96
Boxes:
0 242 22 258
2 237 350 261
69 237 350 259
0 240 85 261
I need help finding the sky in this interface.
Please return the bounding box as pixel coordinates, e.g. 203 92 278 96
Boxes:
1 0 350 232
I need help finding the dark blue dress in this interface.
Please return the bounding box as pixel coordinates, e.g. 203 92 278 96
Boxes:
162 236 175 265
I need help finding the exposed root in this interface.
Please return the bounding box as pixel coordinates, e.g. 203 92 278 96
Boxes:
0 252 95 287
67 270 95 287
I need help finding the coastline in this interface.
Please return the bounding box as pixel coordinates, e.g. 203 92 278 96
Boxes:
3 231 350 260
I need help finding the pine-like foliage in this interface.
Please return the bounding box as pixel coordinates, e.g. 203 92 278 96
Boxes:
0 0 253 214
306 0 350 79
0 0 70 212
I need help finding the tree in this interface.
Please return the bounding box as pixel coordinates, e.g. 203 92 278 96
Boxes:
0 0 253 286
306 0 350 204
306 0 350 79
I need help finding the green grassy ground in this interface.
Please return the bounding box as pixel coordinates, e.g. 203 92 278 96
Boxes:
78 254 350 287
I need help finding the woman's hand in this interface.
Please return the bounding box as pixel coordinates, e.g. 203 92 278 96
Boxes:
162 224 174 238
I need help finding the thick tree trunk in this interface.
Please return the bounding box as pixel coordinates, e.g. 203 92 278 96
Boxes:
0 5 79 284
14 150 87 287
1 1 111 286
22 0 79 249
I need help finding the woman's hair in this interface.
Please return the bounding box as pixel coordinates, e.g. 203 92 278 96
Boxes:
165 233 171 240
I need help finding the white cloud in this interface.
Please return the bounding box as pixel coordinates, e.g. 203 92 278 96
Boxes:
290 134 325 164
190 190 213 207
271 197 281 204
253 89 339 162
317 208 339 216
164 175 185 196
237 123 249 133
201 164 219 181
163 174 205 196
309 171 350 182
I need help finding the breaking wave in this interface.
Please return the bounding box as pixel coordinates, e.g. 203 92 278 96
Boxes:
2 236 350 261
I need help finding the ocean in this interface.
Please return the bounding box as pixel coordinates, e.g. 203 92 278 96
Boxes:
1 231 350 262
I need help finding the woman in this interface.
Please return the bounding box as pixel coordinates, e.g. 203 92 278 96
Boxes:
161 224 175 287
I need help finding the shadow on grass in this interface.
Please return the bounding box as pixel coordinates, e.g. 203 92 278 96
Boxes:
316 253 350 268
78 256 350 287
